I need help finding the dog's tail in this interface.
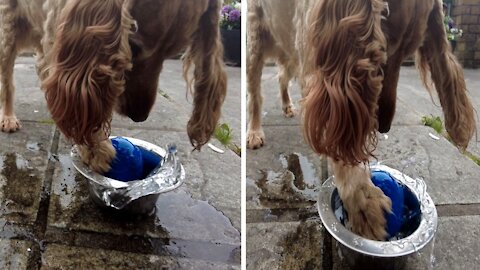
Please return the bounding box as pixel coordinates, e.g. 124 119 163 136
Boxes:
42 0 133 146
183 0 227 150
416 1 475 150
303 0 387 164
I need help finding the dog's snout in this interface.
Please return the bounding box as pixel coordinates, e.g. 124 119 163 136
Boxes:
128 111 149 122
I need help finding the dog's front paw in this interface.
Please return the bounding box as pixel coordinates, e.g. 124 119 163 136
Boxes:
79 141 116 173
283 104 296 118
247 129 265 149
88 149 115 173
1 115 21 132
344 183 392 240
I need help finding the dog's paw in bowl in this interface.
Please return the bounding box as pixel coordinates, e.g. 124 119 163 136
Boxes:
71 136 185 215
318 164 437 269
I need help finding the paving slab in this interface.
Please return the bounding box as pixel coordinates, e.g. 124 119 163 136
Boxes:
246 221 324 270
41 244 239 270
12 57 51 123
0 122 54 225
433 215 480 270
0 239 32 270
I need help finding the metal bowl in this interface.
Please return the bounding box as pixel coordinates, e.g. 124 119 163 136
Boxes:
317 164 437 269
71 137 185 215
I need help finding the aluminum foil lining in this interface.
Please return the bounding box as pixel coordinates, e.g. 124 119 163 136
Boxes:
317 164 438 257
71 137 185 210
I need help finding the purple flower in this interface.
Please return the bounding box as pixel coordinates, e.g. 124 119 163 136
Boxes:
448 20 454 29
228 9 241 22
221 5 233 15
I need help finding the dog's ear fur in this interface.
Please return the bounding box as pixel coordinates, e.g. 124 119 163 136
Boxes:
303 0 387 164
43 0 133 146
183 0 227 150
416 0 475 150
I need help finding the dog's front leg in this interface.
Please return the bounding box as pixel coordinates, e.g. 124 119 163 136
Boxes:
0 13 21 132
78 139 116 173
331 158 391 240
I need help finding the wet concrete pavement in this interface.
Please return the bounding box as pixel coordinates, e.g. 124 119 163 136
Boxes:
0 57 241 269
246 65 480 269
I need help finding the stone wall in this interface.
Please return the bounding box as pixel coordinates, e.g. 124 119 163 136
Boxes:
451 0 480 68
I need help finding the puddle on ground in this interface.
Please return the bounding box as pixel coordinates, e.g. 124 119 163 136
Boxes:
155 190 240 242
254 153 320 207
49 153 240 264
279 221 323 269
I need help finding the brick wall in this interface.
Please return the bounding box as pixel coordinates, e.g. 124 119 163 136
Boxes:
451 0 480 68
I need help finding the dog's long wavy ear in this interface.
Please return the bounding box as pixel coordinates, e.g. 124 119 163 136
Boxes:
416 0 475 150
183 0 227 150
302 0 387 164
42 0 133 146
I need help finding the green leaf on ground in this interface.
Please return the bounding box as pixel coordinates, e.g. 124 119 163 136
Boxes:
214 123 233 146
213 123 241 157
421 115 443 134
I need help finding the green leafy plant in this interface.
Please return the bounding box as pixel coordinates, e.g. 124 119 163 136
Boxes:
213 123 241 156
421 115 443 134
465 151 480 166
214 123 233 145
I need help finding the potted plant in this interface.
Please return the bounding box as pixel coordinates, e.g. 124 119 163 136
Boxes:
220 1 241 66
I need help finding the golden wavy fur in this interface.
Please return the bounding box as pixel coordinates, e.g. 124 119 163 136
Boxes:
303 0 387 165
1 0 227 172
43 0 133 147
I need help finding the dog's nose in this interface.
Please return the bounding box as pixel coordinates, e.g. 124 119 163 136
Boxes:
127 110 149 122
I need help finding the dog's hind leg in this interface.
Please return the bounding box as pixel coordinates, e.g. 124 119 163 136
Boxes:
277 52 297 118
331 159 391 240
246 4 270 149
0 8 21 132
416 0 475 150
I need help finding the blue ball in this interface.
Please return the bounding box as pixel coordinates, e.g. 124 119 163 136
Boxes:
138 146 162 178
371 170 404 238
104 137 144 182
